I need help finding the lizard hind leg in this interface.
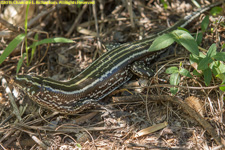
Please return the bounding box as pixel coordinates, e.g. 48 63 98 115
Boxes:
130 61 154 79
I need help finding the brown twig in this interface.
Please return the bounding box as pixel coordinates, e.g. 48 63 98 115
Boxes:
1 78 22 122
125 83 225 90
0 17 24 33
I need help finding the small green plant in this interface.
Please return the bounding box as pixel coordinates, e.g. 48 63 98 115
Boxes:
166 64 192 95
149 13 224 94
0 1 74 73
160 0 168 10
210 6 223 16
76 143 82 149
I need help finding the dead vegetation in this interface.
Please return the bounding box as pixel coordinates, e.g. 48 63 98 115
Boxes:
0 0 225 149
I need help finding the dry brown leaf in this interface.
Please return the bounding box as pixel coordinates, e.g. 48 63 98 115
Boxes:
184 96 205 117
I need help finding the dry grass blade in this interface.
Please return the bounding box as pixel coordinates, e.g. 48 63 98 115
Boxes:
1 78 22 122
30 135 48 149
134 121 168 138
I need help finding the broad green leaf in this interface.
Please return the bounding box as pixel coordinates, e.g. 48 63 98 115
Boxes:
193 70 202 76
170 72 180 86
166 67 178 74
171 30 199 56
213 52 225 61
148 33 174 52
210 7 223 16
17 53 26 74
170 87 178 95
203 68 212 86
179 68 192 78
212 61 225 76
201 16 209 32
28 37 74 49
189 54 199 64
170 73 180 95
207 43 217 57
190 52 206 70
0 33 25 64
197 56 213 70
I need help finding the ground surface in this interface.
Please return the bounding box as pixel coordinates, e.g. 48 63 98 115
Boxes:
0 0 225 149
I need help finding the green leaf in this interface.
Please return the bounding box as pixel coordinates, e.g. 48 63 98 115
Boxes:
25 0 31 65
160 0 168 9
209 61 214 69
212 61 225 76
213 52 225 61
177 27 190 33
170 72 180 86
189 54 199 64
207 43 217 57
170 87 178 95
212 60 221 68
199 52 207 58
179 68 192 78
148 33 174 52
195 32 203 45
0 33 25 64
222 43 225 49
166 67 179 74
201 16 209 32
203 68 212 86
193 69 202 76
24 0 30 34
28 37 74 49
216 73 225 84
17 53 26 74
76 143 82 148
219 86 225 92
29 33 39 65
210 7 223 16
171 30 199 56
197 56 213 70
170 73 180 95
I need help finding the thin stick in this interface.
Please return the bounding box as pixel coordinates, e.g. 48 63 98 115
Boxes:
2 78 22 122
